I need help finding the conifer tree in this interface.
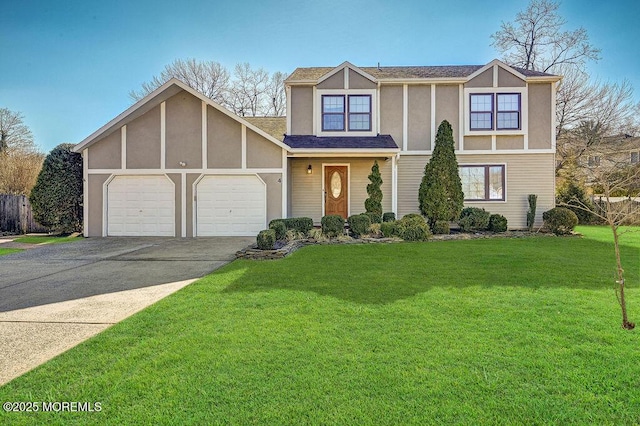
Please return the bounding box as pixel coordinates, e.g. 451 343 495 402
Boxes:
419 120 464 227
365 160 383 223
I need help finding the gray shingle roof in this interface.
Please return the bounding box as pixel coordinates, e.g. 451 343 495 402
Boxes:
283 134 398 150
286 64 555 82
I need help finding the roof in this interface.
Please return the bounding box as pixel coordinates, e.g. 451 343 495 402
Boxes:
283 134 398 150
286 63 557 83
243 117 286 141
73 79 290 153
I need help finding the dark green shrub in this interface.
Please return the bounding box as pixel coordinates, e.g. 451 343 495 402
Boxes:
269 220 287 240
256 229 276 250
556 180 596 224
321 215 345 237
284 217 314 234
527 194 537 231
380 221 396 238
396 215 431 241
432 220 450 235
382 212 396 222
364 160 383 222
30 143 83 233
364 212 381 224
488 214 508 232
419 120 464 227
348 214 371 237
542 207 578 235
458 207 490 232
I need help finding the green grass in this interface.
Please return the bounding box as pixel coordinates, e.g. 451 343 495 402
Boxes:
0 248 22 256
1 228 639 424
12 235 81 245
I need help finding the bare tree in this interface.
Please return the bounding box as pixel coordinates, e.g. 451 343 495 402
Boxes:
228 63 271 117
559 148 639 329
129 58 230 106
0 108 36 154
266 71 288 116
0 151 45 195
491 0 600 73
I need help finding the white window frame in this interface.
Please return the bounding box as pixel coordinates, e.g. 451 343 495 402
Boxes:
315 89 377 137
463 87 527 136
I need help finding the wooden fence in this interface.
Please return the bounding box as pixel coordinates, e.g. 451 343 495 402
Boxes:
0 194 49 234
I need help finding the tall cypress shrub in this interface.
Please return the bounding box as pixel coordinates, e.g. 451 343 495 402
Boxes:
364 160 383 223
418 120 464 227
30 143 83 233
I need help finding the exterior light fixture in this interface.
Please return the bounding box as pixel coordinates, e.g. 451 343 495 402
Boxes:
307 164 312 174
179 161 187 167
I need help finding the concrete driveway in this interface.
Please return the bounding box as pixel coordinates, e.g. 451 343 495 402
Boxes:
0 237 253 385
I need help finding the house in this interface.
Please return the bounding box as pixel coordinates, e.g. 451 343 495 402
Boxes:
584 134 640 170
73 59 560 237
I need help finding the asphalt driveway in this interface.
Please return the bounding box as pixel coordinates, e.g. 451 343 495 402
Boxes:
0 236 253 385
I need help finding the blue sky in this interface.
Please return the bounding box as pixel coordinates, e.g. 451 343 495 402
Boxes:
1 0 638 152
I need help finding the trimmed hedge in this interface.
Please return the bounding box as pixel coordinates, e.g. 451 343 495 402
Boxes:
396 214 431 241
321 215 345 237
382 212 396 222
432 220 450 235
543 207 578 235
269 221 287 240
256 229 276 250
348 214 371 237
269 217 314 235
488 214 508 232
380 221 396 238
458 207 490 232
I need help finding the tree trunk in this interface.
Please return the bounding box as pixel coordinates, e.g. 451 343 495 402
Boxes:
611 223 635 330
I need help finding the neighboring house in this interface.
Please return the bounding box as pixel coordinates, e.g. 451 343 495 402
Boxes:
584 134 640 170
73 59 560 237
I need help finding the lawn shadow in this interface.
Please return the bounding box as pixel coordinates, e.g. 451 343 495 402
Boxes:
222 237 640 305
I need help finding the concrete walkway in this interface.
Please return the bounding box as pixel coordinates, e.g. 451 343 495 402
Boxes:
0 237 253 385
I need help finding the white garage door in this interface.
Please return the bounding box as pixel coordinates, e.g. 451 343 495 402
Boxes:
107 175 175 236
196 175 266 236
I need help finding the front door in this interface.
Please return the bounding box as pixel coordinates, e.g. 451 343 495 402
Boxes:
324 166 348 219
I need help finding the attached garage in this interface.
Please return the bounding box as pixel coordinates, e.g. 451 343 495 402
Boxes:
107 175 175 236
196 175 266 236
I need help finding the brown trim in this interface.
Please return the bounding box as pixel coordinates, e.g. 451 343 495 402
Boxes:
469 93 493 130
347 95 372 131
321 95 346 132
496 93 521 130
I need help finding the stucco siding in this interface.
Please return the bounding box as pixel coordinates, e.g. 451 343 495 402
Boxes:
290 86 313 135
317 70 344 89
498 68 526 87
407 85 431 151
247 129 282 168
258 173 283 223
465 68 492 88
290 158 392 223
87 174 110 237
207 105 242 168
496 135 524 150
166 92 202 169
349 71 376 89
126 105 161 169
396 153 555 228
380 85 403 149
435 85 460 149
528 83 553 149
88 130 121 169
167 173 182 236
464 135 492 150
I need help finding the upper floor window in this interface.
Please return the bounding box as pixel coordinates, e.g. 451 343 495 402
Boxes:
459 165 505 201
588 156 601 167
469 93 521 131
322 95 371 132
631 151 639 164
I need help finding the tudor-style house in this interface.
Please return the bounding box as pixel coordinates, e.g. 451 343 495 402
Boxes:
73 59 560 237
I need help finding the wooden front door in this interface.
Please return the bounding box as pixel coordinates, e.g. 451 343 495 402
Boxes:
324 166 348 219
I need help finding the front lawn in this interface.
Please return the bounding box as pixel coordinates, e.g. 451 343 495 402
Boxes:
12 235 81 245
1 228 639 424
